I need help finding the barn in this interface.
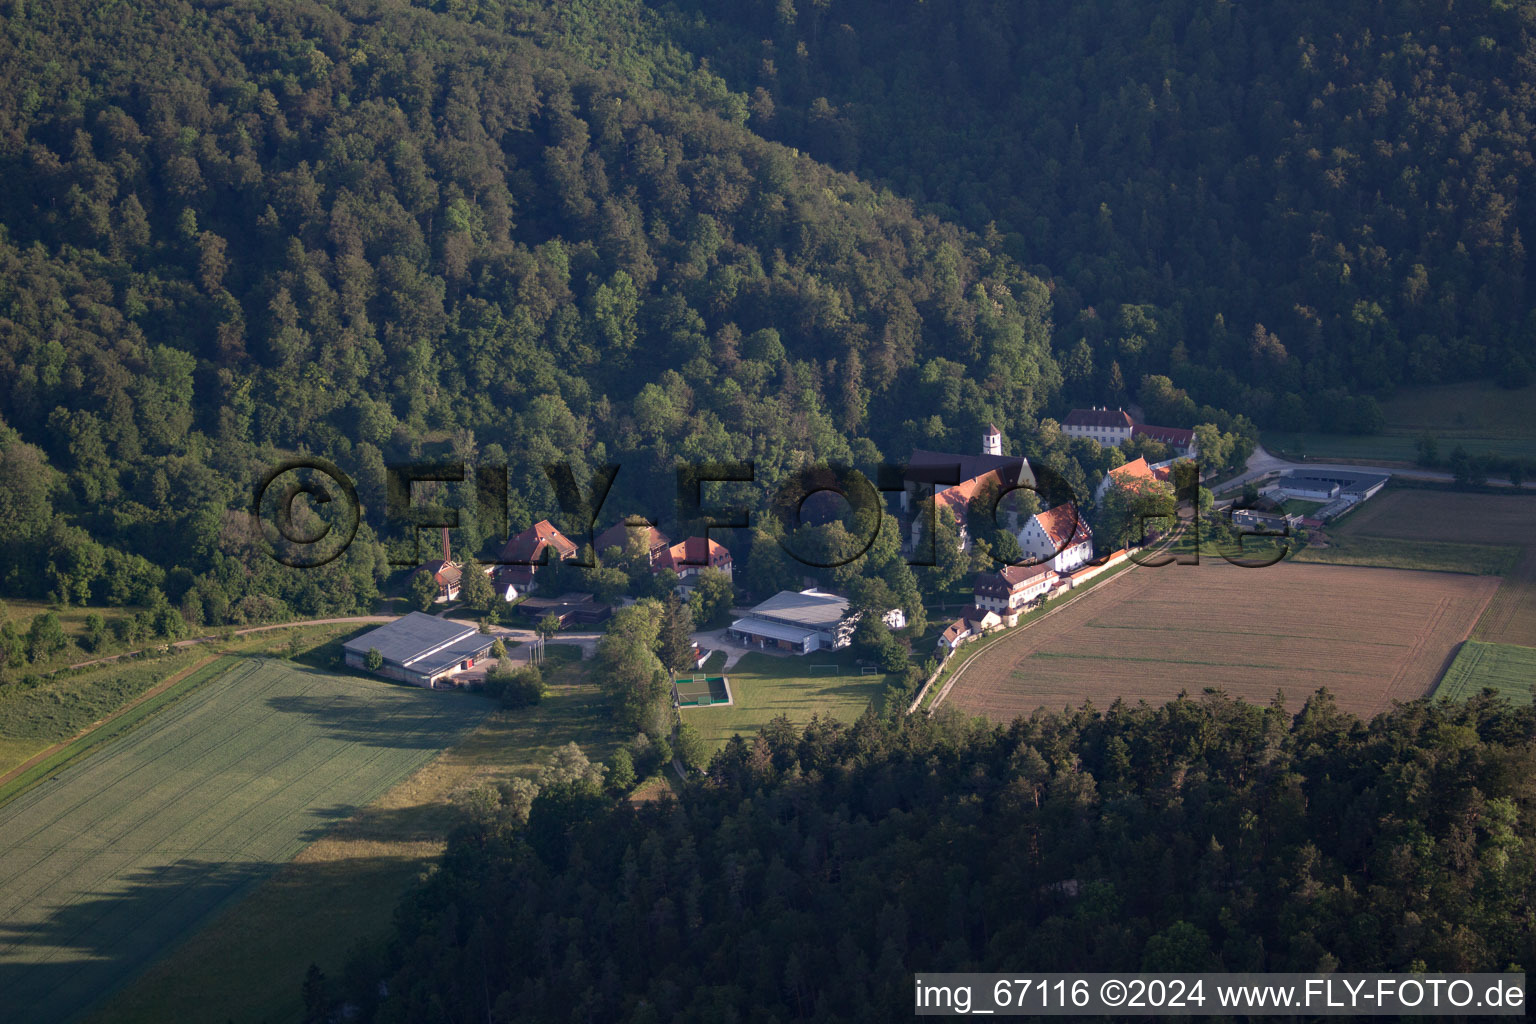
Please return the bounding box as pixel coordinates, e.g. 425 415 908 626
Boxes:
342 612 495 688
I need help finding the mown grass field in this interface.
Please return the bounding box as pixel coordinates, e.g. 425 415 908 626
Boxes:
1433 641 1536 705
681 647 892 750
0 648 214 778
87 645 625 1024
1263 379 1536 463
0 657 492 1024
0 623 376 780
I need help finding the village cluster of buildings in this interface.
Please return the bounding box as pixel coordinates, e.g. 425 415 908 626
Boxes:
916 409 1199 657
1231 468 1389 534
351 406 1208 686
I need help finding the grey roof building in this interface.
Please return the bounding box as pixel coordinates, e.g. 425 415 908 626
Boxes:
342 612 495 688
728 589 861 654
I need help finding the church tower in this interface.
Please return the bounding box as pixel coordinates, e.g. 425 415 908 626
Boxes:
982 423 1002 456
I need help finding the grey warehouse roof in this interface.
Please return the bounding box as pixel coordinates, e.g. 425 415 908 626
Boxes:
1278 470 1388 495
342 612 478 667
747 590 850 630
408 633 497 677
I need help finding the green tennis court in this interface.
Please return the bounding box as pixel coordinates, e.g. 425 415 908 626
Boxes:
673 676 732 707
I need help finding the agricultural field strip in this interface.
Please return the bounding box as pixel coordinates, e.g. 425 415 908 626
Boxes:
0 660 471 967
947 563 1496 720
1473 546 1536 645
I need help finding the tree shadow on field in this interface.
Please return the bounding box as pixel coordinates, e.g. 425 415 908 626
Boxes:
0 858 275 1024
262 687 492 751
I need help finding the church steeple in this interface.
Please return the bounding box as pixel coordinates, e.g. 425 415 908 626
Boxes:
982 423 1002 456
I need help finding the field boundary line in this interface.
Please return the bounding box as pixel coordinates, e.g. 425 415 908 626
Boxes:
0 654 233 808
927 561 1143 715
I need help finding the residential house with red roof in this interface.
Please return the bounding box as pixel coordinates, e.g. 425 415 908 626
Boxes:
972 562 1055 626
493 519 579 601
935 604 1003 655
655 536 733 580
594 517 671 567
1014 503 1094 573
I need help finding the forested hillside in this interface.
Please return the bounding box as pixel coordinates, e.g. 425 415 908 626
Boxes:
670 0 1536 429
1 0 1532 639
0 0 1075 629
314 691 1536 1021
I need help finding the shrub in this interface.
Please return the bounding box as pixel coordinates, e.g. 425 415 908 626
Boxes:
486 659 545 707
607 748 636 793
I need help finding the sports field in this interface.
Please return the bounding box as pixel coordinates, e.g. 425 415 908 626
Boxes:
681 650 890 750
943 561 1498 721
0 657 491 1024
1432 641 1536 706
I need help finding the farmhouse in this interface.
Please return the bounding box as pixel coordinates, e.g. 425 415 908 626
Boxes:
655 536 733 579
1062 406 1198 457
936 605 1003 654
594 517 671 566
417 527 462 601
973 562 1055 626
343 612 495 688
1015 503 1095 573
494 519 579 600
728 588 903 654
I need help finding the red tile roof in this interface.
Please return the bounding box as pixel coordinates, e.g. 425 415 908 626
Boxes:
499 519 579 564
1132 423 1195 447
594 518 670 558
1063 408 1134 429
940 619 969 645
1032 503 1091 548
1108 456 1174 488
657 536 732 572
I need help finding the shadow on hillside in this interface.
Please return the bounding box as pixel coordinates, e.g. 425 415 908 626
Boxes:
0 858 275 1024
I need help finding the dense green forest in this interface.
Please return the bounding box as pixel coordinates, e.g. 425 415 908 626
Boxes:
668 0 1536 426
0 0 1531 643
306 691 1535 1021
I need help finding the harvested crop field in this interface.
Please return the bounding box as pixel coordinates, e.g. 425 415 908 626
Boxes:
943 561 1499 721
1473 545 1536 646
1313 489 1536 646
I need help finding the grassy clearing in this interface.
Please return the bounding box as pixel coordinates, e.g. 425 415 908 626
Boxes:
88 645 622 1024
682 646 891 750
0 623 374 780
1264 380 1536 464
1433 641 1536 705
1293 536 1520 575
0 647 215 776
1 656 493 1024
0 656 231 809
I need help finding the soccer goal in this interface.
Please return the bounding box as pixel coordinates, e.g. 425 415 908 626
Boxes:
810 664 839 676
860 665 880 675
